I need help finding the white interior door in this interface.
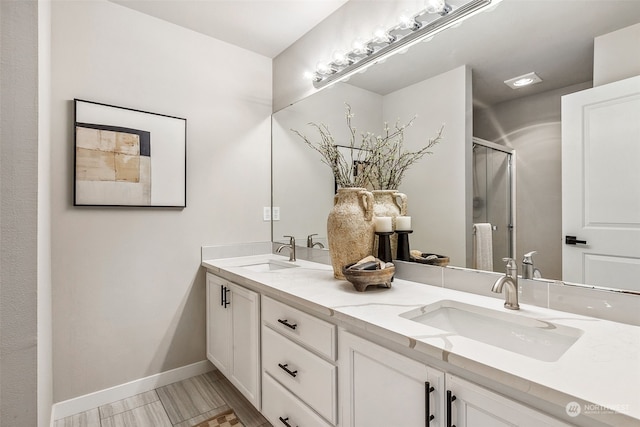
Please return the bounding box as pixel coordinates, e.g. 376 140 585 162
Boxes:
562 75 640 291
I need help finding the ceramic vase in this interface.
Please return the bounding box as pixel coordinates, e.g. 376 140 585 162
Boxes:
327 188 375 279
372 190 408 258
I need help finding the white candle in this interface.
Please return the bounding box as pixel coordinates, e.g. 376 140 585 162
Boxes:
374 216 393 232
396 216 412 231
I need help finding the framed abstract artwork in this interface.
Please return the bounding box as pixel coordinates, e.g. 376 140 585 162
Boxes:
74 99 187 207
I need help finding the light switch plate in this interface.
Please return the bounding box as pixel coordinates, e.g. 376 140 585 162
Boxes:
272 207 280 221
263 207 271 221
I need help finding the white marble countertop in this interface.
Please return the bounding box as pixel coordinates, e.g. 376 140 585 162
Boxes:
202 254 640 426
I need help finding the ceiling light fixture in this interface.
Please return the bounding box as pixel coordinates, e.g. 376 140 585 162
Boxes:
425 0 452 15
504 72 543 89
312 0 502 89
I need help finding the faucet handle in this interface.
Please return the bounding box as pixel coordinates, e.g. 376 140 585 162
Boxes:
502 257 517 272
307 234 318 247
522 251 537 264
283 235 295 245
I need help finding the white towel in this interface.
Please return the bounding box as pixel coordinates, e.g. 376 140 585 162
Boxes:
473 223 493 271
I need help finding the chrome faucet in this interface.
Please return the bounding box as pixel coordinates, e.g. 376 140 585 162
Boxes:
307 234 325 249
491 257 520 310
276 235 296 261
522 251 541 279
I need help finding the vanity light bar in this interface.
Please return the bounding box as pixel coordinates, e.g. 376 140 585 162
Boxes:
312 0 500 89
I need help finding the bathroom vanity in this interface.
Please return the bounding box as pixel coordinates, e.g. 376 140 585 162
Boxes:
202 252 639 427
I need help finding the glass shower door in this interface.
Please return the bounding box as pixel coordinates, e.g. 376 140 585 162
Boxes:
472 139 514 272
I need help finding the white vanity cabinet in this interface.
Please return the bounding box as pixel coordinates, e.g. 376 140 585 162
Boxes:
261 295 337 427
339 330 568 427
205 273 260 409
339 330 445 427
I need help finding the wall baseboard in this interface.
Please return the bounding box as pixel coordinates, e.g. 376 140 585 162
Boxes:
51 360 214 421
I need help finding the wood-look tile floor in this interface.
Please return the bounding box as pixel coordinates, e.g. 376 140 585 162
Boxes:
54 370 272 427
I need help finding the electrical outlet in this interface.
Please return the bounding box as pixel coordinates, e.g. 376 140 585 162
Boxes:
263 207 271 221
272 207 280 221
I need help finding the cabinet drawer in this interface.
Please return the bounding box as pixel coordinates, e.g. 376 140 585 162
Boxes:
262 326 337 424
263 373 333 427
262 295 336 360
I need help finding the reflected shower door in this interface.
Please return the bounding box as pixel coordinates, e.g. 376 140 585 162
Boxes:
473 139 514 271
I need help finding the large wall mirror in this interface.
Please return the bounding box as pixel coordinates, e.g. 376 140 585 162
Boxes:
272 0 640 290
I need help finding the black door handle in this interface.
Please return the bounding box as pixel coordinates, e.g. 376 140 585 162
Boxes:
425 382 435 425
223 286 230 308
279 416 296 427
565 235 587 245
446 390 457 427
277 319 298 330
278 363 298 378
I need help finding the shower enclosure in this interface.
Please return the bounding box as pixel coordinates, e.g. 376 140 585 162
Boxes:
472 137 515 272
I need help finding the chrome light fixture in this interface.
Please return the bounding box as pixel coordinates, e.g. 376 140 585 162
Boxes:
312 0 502 89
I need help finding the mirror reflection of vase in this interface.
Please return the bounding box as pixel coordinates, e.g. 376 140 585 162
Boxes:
327 188 375 279
372 190 407 258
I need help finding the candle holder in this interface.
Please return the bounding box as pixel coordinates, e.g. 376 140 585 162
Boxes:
395 230 413 261
375 231 394 263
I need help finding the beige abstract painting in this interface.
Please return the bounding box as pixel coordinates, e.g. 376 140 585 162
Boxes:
75 124 151 205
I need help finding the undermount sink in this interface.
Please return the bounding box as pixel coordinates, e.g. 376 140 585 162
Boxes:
239 259 299 273
400 300 583 362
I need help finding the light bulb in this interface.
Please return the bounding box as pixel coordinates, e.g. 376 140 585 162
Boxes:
425 0 446 14
316 62 334 75
332 50 350 66
503 72 542 89
398 11 418 30
513 78 534 87
352 38 371 55
373 26 394 43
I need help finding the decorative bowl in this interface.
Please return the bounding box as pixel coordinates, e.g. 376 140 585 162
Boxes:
411 253 450 267
342 263 395 292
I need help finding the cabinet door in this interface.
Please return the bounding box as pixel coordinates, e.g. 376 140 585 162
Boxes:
339 330 445 427
228 282 261 409
206 273 231 373
446 374 569 427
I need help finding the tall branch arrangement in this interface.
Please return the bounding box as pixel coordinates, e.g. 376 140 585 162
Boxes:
291 104 444 190
362 118 444 190
291 104 372 188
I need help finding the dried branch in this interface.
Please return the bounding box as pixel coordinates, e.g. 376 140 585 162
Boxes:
291 103 444 190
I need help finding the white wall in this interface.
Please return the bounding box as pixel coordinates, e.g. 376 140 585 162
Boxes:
0 1 42 425
51 0 272 402
594 23 640 87
38 0 54 424
384 66 472 266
